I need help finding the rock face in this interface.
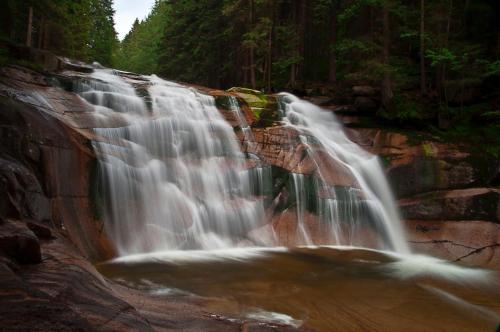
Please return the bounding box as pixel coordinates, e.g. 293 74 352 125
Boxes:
399 188 500 222
0 233 152 331
340 125 500 267
406 220 500 269
0 65 114 262
0 220 41 264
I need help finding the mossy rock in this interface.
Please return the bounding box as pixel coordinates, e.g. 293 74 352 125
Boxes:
227 87 269 115
227 87 268 106
227 87 282 126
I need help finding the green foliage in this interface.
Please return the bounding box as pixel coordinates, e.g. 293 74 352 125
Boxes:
392 95 422 121
88 0 117 66
114 0 169 74
484 60 500 77
426 48 461 70
0 0 117 65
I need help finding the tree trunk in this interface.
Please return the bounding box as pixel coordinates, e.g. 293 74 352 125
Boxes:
249 0 256 89
26 6 33 47
297 0 306 81
381 3 393 109
267 0 276 92
289 1 297 87
328 2 338 83
420 0 426 95
442 0 453 105
43 21 50 50
37 17 45 49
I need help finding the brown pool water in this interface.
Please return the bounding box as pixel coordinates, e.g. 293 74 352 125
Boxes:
97 247 500 332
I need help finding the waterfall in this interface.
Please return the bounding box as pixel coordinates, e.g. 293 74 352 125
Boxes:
279 93 409 253
79 69 268 254
78 68 408 255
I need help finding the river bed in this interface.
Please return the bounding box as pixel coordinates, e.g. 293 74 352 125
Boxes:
97 247 500 331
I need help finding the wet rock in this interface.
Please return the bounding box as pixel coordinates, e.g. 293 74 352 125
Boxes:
23 140 40 162
399 188 500 222
0 157 51 222
0 237 153 331
26 220 53 239
406 219 500 269
0 67 115 261
0 261 96 332
388 158 476 198
0 220 41 264
271 208 379 248
345 128 500 198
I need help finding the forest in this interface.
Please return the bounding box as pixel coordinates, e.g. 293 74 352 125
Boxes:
1 0 500 153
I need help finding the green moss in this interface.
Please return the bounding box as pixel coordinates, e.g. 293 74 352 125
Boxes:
227 87 268 105
251 107 265 119
422 143 438 158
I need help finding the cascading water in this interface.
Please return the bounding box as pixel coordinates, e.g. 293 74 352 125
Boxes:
78 67 408 255
278 93 409 253
78 69 269 254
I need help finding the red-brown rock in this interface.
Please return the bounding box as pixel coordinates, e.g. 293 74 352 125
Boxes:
399 188 500 222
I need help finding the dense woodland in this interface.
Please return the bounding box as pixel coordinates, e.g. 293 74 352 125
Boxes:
1 0 499 153
0 0 116 66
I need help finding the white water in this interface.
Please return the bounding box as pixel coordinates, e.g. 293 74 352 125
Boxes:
78 69 269 254
279 93 410 253
78 68 409 255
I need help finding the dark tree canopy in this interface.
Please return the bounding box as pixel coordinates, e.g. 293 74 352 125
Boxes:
0 0 117 66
